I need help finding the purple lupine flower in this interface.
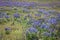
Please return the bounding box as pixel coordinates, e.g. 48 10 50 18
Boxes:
0 12 6 15
26 27 38 33
23 2 30 7
23 2 36 7
32 20 41 27
29 2 36 5
5 27 11 35
48 28 55 33
24 2 36 8
5 27 11 31
29 2 37 8
35 14 41 17
33 21 40 25
56 13 60 20
13 13 20 18
0 12 7 18
57 13 60 17
0 2 36 7
40 23 50 29
40 10 50 16
13 2 23 6
42 32 51 36
5 15 10 18
18 2 24 7
48 17 57 24
38 9 50 16
43 11 50 16
0 14 3 18
11 2 26 7
38 9 45 13
0 1 13 6
39 3 51 7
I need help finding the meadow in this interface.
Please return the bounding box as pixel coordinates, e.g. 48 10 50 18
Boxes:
0 1 60 40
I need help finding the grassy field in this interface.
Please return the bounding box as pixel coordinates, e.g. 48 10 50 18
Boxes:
0 0 60 40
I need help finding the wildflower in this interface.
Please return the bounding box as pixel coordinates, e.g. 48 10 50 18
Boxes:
57 13 60 18
32 20 41 27
26 27 38 33
38 9 45 13
35 14 41 17
48 17 57 24
43 11 50 16
5 15 10 18
42 32 51 36
5 27 11 35
48 28 55 33
5 27 11 31
39 3 49 6
23 2 30 7
13 13 20 18
0 12 6 18
26 27 38 40
29 2 37 8
40 23 50 29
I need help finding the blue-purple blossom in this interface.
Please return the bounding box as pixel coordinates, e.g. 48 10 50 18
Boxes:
48 28 55 33
35 14 41 17
38 9 52 15
38 9 50 16
38 9 45 13
13 2 24 7
0 12 7 18
23 2 30 7
0 1 13 6
32 20 41 27
0 15 3 18
39 3 50 7
57 13 60 17
5 27 11 31
42 32 51 36
40 23 50 29
0 2 24 6
13 13 20 18
5 15 10 18
26 27 38 33
48 17 57 24
29 2 37 8
56 13 60 20
43 11 50 16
